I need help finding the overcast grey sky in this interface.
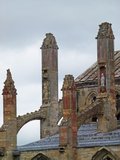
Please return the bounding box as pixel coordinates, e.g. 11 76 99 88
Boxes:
0 0 120 145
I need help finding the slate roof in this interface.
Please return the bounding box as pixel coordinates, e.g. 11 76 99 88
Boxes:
75 50 120 83
17 123 120 152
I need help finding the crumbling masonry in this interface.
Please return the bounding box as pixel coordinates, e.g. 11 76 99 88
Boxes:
0 22 120 160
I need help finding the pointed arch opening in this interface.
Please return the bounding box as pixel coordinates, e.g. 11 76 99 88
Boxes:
85 91 98 122
103 156 113 160
92 147 119 160
17 120 40 145
31 153 50 160
86 91 97 106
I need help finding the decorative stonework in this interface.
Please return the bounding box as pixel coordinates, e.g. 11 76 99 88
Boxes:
97 22 117 132
42 80 49 102
96 22 114 39
41 33 58 49
60 74 77 149
2 69 17 95
62 74 75 90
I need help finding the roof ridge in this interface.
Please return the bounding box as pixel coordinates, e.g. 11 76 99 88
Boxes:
75 50 120 83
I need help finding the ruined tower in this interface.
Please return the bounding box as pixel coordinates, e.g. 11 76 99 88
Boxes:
96 22 117 131
40 33 59 138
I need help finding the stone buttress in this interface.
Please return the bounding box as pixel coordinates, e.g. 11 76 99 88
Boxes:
0 69 17 160
40 33 59 138
96 22 117 132
59 75 77 160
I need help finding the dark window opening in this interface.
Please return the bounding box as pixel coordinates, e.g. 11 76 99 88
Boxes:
103 156 112 160
93 96 96 102
116 94 120 100
91 96 96 103
117 113 120 120
43 69 48 74
76 91 79 112
92 117 98 122
116 94 120 119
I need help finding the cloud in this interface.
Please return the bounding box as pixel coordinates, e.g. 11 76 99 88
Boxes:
0 41 42 125
0 0 119 49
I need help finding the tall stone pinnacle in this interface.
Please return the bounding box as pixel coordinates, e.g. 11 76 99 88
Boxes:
41 33 58 49
2 69 17 95
62 75 75 90
96 22 114 39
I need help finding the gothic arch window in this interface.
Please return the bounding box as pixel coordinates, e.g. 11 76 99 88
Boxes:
86 91 97 106
117 113 120 120
92 147 119 160
103 156 113 160
0 148 4 160
31 153 50 160
86 91 97 122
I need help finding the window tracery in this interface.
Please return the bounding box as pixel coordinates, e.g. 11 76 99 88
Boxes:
86 91 97 106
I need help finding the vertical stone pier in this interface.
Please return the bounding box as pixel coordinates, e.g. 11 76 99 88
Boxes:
96 22 117 132
59 75 77 160
40 33 59 138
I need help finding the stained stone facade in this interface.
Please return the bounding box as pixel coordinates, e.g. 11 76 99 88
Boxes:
0 22 120 160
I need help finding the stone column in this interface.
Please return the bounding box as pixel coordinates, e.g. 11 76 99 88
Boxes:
96 22 117 132
40 33 59 138
2 69 17 160
3 69 17 124
59 75 77 160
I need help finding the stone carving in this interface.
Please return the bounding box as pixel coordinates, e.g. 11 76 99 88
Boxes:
3 69 17 95
96 22 114 39
41 33 58 49
62 74 75 90
101 73 105 87
58 117 69 126
43 80 49 100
